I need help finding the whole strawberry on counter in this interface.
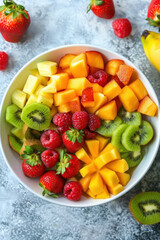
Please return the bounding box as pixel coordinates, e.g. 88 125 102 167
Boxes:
0 0 30 43
147 0 160 30
87 0 115 19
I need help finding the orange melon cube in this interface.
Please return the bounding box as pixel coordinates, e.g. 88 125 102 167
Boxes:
137 96 158 117
91 83 103 93
67 77 92 96
106 159 129 173
59 54 76 69
95 185 110 199
119 86 139 112
90 67 101 74
89 173 104 195
70 53 89 78
105 59 124 76
129 79 148 101
86 51 104 69
53 89 76 106
50 73 69 90
85 140 99 158
116 172 130 186
57 103 71 113
100 168 119 188
108 184 124 195
103 80 122 101
80 163 97 178
96 100 117 120
117 65 134 85
85 93 107 114
95 134 110 152
79 175 92 192
75 148 92 164
62 67 73 78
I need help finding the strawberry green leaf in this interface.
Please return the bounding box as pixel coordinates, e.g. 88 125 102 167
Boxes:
39 183 58 198
12 10 17 19
0 6 5 11
25 146 34 155
19 10 28 19
95 0 104 6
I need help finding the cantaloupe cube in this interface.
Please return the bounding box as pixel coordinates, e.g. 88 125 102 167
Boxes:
80 163 97 178
95 185 110 199
129 79 148 101
50 105 57 119
37 94 53 108
103 80 122 101
137 96 158 117
12 89 27 109
86 51 104 69
92 83 103 93
86 93 108 114
53 90 76 106
100 143 115 154
75 148 92 164
79 175 92 192
26 94 38 105
105 59 124 76
108 184 124 195
70 53 89 78
95 134 110 152
116 65 134 85
87 189 96 199
106 159 129 173
116 172 130 186
48 73 69 89
23 75 41 95
59 54 76 69
89 173 104 195
62 67 73 77
35 84 45 95
37 61 57 77
96 100 117 120
94 148 120 169
119 86 139 112
67 77 91 96
100 168 119 187
57 103 71 113
30 68 49 85
85 140 99 158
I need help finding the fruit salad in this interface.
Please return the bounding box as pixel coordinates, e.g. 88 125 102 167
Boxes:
5 51 158 201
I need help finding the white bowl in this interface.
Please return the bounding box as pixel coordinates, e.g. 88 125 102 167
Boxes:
0 45 160 207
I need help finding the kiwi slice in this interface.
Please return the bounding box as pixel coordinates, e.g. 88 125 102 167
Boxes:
118 107 141 126
21 103 51 131
23 124 41 140
6 104 24 129
129 192 160 225
122 125 141 151
11 127 25 141
121 150 143 167
111 124 128 152
139 120 153 145
8 135 23 154
96 116 122 137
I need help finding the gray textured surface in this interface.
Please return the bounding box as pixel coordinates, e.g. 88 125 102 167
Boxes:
0 0 160 239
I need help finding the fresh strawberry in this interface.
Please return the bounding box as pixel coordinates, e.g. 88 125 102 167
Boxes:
62 128 84 153
53 112 72 127
21 146 45 178
72 111 89 130
112 18 132 38
39 170 65 197
88 70 110 87
81 87 94 103
111 75 124 88
147 0 160 29
0 0 30 43
88 114 101 131
84 128 97 139
41 150 59 168
64 181 82 201
87 0 115 19
56 150 81 178
40 129 62 150
0 51 8 70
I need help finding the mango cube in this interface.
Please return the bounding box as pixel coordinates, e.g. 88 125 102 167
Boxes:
67 77 92 96
62 67 73 77
70 53 89 78
30 68 49 85
92 83 103 93
80 163 97 178
79 175 92 192
105 59 124 76
86 93 107 114
53 90 76 106
59 54 76 69
75 148 92 164
95 185 110 199
116 172 130 186
26 94 38 105
100 143 115 154
96 100 117 120
86 51 104 69
100 168 119 188
137 96 158 117
69 97 81 112
47 73 69 91
117 65 134 85
106 159 129 173
119 86 139 112
108 184 124 195
87 189 96 199
129 79 148 101
12 89 27 109
37 61 57 77
85 140 99 158
95 134 110 152
23 75 41 95
89 173 104 195
103 80 122 101
57 103 71 113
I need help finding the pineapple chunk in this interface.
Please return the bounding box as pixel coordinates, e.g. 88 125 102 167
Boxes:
30 68 49 85
39 90 54 99
37 94 53 108
12 89 27 109
35 84 45 95
37 61 57 77
41 82 57 93
26 94 38 105
23 75 41 95
50 105 57 118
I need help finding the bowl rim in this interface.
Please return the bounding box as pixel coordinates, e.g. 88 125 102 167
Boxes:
0 44 160 208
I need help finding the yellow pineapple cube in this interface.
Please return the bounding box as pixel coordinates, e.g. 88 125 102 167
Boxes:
50 105 57 119
35 84 45 95
26 94 38 105
30 68 49 85
12 89 27 109
37 61 57 77
37 94 53 108
23 75 41 95
41 82 57 93
39 90 54 99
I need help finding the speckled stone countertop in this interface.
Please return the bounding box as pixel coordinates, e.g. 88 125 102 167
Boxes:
0 0 160 239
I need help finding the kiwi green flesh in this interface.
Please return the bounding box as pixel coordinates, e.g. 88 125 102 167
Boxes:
8 135 23 154
21 103 51 131
129 192 160 225
122 125 141 152
139 120 153 145
96 116 122 137
6 104 24 129
111 124 128 152
118 107 141 126
11 128 25 141
121 150 143 167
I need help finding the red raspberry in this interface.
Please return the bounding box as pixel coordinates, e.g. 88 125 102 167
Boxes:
64 181 82 201
88 70 110 87
88 114 101 131
0 51 8 70
40 129 62 149
57 125 70 134
53 113 72 127
41 150 59 168
112 18 132 38
84 128 97 139
72 111 89 130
